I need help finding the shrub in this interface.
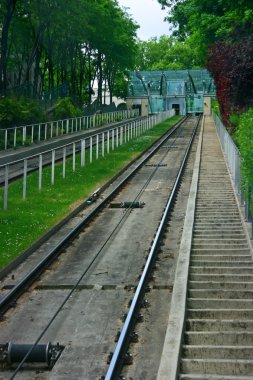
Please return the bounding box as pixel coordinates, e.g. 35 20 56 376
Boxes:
235 108 253 191
211 99 220 116
52 97 83 120
0 97 46 129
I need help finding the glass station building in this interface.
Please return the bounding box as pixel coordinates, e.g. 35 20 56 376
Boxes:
126 69 215 116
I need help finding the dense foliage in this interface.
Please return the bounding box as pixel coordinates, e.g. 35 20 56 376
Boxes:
235 108 253 191
157 0 253 189
207 31 253 130
135 35 202 70
52 98 83 120
157 0 253 123
0 96 45 128
157 0 253 63
0 0 138 106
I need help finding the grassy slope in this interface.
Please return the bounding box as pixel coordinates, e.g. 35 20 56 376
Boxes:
0 116 181 268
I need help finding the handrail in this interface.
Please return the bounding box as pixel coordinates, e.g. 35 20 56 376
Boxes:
0 109 139 150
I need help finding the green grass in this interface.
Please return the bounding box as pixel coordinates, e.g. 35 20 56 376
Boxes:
0 116 181 268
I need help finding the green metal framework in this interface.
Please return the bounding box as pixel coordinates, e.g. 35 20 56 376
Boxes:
128 69 215 96
128 69 215 113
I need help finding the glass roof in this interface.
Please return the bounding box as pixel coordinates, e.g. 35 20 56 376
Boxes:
128 69 215 97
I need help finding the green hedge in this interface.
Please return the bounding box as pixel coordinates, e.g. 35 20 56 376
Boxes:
235 108 253 192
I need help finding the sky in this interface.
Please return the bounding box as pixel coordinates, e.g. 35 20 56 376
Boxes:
117 0 170 41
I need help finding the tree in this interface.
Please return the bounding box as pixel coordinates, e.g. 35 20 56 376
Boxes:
0 0 138 106
0 0 17 90
135 35 202 71
207 29 253 129
157 0 253 64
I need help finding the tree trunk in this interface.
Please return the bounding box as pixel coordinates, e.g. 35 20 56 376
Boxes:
97 52 103 107
0 0 17 90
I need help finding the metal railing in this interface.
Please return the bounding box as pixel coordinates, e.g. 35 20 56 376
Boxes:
212 111 253 236
0 110 139 151
1 110 175 210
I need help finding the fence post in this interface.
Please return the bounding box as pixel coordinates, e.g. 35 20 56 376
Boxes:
4 165 9 210
120 127 123 145
90 136 93 163
5 129 8 150
39 154 42 191
112 129 114 150
37 124 41 142
81 140 85 167
14 127 17 148
96 134 99 159
102 132 105 157
23 159 27 200
73 143 76 172
62 147 66 178
116 128 119 147
107 130 110 153
45 123 47 140
51 150 55 185
22 126 26 145
31 126 34 144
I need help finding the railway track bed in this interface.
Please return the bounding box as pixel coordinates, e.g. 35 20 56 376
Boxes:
0 116 200 379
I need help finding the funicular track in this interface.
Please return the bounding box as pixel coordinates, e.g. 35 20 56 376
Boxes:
0 115 200 379
158 116 253 380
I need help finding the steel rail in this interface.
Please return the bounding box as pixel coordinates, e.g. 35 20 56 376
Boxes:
0 116 188 316
104 115 201 380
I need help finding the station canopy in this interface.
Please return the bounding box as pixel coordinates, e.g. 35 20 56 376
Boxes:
128 69 215 97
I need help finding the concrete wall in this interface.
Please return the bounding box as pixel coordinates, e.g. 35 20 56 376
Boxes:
166 97 186 115
126 97 149 116
141 98 149 116
204 96 211 116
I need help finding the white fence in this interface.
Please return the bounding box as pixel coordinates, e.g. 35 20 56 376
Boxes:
0 109 138 150
1 110 175 209
212 111 253 235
